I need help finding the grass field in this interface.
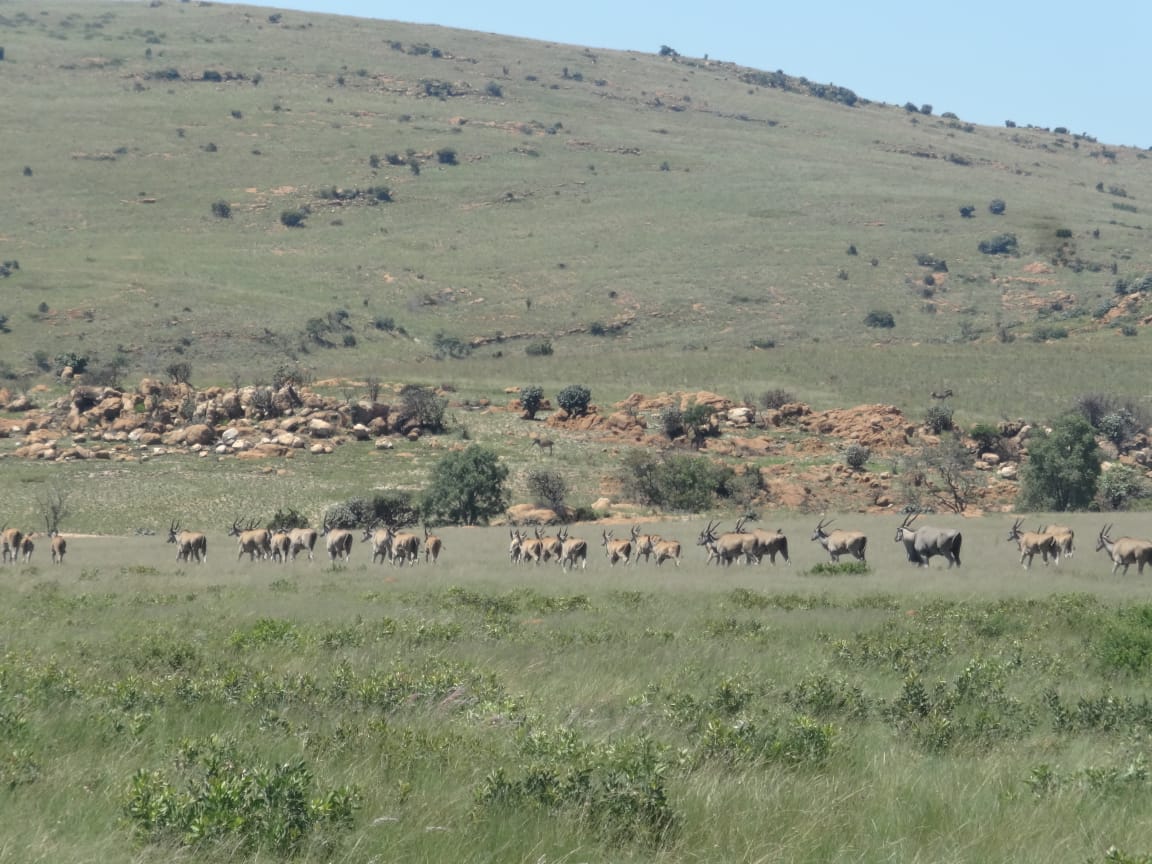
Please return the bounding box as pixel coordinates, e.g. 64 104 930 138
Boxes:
4 4 1152 862
3 516 1152 862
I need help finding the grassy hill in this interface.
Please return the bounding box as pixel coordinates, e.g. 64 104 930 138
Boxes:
2 0 1150 421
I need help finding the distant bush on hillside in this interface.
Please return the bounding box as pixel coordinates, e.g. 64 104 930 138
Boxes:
557 385 591 416
988 199 1006 215
978 234 1017 255
760 389 795 409
436 148 458 165
864 310 895 329
211 200 231 218
280 208 307 228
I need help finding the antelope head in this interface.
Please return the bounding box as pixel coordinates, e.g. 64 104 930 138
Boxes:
811 518 833 541
895 513 919 541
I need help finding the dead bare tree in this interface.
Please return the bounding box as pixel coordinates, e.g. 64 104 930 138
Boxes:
36 481 72 534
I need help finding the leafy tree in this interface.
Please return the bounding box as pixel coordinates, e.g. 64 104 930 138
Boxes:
557 384 591 417
423 445 509 525
1097 464 1148 510
399 385 447 432
519 385 544 419
1018 414 1102 511
978 234 1017 255
864 310 895 328
988 198 1007 215
620 451 736 512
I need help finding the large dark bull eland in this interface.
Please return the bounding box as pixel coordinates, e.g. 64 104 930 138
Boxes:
894 513 962 568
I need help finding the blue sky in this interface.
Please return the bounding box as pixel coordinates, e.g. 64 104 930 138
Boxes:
234 1 1149 149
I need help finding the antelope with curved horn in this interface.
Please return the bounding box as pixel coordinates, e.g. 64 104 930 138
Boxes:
538 526 563 565
167 520 207 564
696 520 754 566
1095 524 1152 576
894 513 962 568
322 519 354 563
229 518 272 562
423 526 443 564
601 529 633 566
269 529 292 564
1006 518 1058 569
559 527 588 571
810 518 867 563
630 524 662 564
387 525 421 566
19 534 34 563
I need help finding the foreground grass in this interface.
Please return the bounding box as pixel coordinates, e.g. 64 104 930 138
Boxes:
2 528 1152 862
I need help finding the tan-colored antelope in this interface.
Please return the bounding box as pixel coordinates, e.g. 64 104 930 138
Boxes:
322 520 354 563
810 518 867 563
2 526 25 565
508 528 525 563
388 526 421 566
1006 519 1058 569
748 527 790 565
288 527 318 561
530 435 554 456
1041 524 1076 559
269 530 292 564
648 537 682 567
362 523 393 564
1096 524 1152 576
20 535 34 563
514 529 546 565
559 527 588 570
423 526 444 564
229 518 272 562
630 525 663 563
50 532 67 565
697 519 757 566
601 529 633 566
167 520 207 564
538 526 563 564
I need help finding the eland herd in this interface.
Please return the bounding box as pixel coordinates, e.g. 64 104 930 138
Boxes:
3 515 1152 577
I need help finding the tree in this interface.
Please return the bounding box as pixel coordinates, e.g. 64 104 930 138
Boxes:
1097 464 1148 511
1018 414 1102 511
36 481 72 534
556 384 591 417
519 385 544 420
527 469 567 512
423 445 509 525
901 435 980 514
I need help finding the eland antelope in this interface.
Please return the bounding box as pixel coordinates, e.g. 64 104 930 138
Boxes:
895 513 962 568
1095 524 1152 576
1006 519 1058 569
810 518 867 563
167 520 207 564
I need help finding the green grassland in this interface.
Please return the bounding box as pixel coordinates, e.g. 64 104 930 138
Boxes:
0 1 1150 418
5 4 1152 862
4 520 1152 863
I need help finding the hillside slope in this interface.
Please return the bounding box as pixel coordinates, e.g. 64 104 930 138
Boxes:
1 1 1151 419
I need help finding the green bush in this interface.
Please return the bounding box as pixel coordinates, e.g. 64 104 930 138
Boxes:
527 469 567 511
124 736 358 854
280 208 307 228
620 451 737 512
422 445 509 525
210 200 231 218
989 198 1007 215
1030 324 1068 342
760 388 795 409
519 384 544 419
844 442 870 469
864 310 895 328
557 384 591 416
398 384 447 432
1098 464 1148 510
659 405 685 439
524 339 553 356
436 147 458 165
1018 413 1101 511
978 233 1017 255
923 405 954 434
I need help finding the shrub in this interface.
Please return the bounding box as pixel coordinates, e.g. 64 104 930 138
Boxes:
324 497 374 529
124 737 358 854
210 200 231 218
660 405 685 439
1018 413 1101 511
1098 464 1148 510
760 389 795 409
923 405 954 434
978 234 1017 255
557 384 591 416
433 332 471 359
844 442 870 469
620 451 737 512
1055 228 1073 239
864 310 895 329
436 147 458 165
959 205 975 218
280 208 307 228
368 490 420 528
422 445 509 525
915 254 948 271
969 423 1002 454
485 81 503 98
524 339 553 356
519 384 544 419
1030 324 1068 342
989 199 1007 215
1098 409 1139 449
399 384 448 432
527 469 567 511
165 361 192 385
267 507 309 530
